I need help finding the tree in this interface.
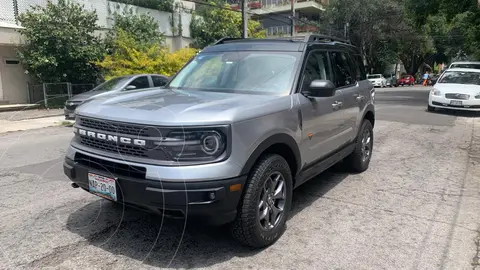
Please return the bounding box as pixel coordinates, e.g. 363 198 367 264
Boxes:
17 0 104 84
189 3 265 48
105 7 165 53
96 30 197 79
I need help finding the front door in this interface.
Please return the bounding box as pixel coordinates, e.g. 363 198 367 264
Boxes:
297 50 347 166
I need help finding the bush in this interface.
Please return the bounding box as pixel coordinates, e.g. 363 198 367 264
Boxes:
17 0 104 84
96 30 197 79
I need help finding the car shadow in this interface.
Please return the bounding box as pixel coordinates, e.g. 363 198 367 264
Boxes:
428 108 480 118
65 166 349 268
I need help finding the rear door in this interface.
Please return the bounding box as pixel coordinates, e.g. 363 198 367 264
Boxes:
329 51 359 142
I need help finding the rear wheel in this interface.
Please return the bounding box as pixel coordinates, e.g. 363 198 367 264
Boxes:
231 154 292 248
344 120 374 173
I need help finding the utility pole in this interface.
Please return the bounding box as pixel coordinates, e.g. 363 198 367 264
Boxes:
290 0 295 36
242 0 248 38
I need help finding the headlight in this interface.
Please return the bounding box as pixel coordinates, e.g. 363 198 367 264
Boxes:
475 93 480 99
431 89 441 96
158 129 227 162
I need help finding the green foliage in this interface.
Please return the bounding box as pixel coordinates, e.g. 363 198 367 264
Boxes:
96 30 197 79
406 0 480 61
110 0 174 12
105 7 165 53
189 2 266 48
17 0 104 84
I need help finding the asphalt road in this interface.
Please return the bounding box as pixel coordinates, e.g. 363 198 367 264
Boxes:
1 86 480 269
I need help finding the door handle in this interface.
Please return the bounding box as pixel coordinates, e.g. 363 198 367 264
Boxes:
332 101 343 110
355 95 365 102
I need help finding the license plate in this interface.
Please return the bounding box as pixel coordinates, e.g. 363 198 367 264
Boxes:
88 173 117 201
450 100 463 106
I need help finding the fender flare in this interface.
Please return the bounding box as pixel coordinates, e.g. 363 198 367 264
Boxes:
240 133 301 176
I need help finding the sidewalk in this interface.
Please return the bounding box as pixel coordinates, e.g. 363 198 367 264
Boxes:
0 108 63 121
0 116 71 133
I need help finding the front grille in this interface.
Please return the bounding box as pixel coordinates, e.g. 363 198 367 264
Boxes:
78 117 149 137
445 93 470 100
75 152 146 179
79 136 148 157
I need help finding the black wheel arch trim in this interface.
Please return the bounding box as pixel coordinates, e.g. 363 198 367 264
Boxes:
240 133 301 176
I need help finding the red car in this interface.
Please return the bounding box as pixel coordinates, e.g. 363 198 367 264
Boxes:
398 75 415 86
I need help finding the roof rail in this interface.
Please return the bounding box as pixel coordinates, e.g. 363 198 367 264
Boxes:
210 34 352 46
212 37 244 46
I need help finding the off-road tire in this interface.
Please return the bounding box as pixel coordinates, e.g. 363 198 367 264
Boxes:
231 154 293 248
427 104 435 112
344 120 374 173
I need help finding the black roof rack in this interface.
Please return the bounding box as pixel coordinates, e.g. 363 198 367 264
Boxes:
211 34 352 46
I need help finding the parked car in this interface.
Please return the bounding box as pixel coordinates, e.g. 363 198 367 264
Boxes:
386 74 398 87
428 68 480 112
448 61 480 70
64 74 170 120
398 75 415 86
367 74 387 87
63 34 375 248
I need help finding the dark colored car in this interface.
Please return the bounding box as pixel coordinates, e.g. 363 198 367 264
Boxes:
64 74 170 120
386 75 398 87
398 75 415 86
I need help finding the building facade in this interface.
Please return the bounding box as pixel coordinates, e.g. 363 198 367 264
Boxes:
0 0 195 104
230 0 328 37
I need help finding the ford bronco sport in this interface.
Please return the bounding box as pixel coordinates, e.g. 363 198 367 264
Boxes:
64 35 375 248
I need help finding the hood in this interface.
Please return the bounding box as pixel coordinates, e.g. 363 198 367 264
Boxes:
75 88 292 126
68 90 119 102
434 83 480 94
368 78 383 82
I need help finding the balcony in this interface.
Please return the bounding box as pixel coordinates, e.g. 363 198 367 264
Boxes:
265 23 319 37
250 0 327 16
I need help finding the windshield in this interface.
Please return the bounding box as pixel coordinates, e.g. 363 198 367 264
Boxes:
402 76 411 79
168 51 300 94
368 75 381 79
92 76 131 91
438 71 480 85
450 63 480 69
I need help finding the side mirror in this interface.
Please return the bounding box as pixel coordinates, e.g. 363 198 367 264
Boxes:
125 85 137 90
305 80 336 97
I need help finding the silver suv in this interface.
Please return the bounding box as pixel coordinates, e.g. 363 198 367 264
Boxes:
63 35 375 248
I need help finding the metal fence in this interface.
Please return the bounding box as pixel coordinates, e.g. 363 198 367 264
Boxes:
28 82 95 108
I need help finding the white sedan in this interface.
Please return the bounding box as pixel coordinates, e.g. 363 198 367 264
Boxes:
367 74 387 88
428 68 480 112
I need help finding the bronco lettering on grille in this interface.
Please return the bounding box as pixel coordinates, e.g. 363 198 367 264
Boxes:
74 128 146 146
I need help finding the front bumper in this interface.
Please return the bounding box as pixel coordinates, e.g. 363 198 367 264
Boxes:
63 157 247 225
429 95 480 111
370 81 383 87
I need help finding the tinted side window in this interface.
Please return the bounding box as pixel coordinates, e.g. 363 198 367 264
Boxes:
347 54 366 81
355 55 367 80
330 52 355 87
152 76 168 87
300 51 332 92
128 76 150 89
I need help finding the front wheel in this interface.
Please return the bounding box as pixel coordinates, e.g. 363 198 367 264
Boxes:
427 104 435 112
231 154 293 248
344 120 374 173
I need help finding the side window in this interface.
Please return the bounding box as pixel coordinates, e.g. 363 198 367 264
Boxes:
351 54 366 80
152 76 168 87
330 52 355 87
128 76 150 89
300 51 332 92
